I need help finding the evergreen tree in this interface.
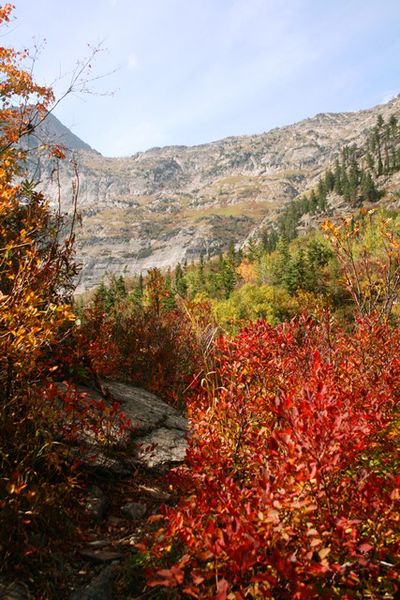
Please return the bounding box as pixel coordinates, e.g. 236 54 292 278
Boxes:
360 171 379 202
174 262 188 297
272 237 291 288
261 228 279 253
247 238 261 261
199 250 206 287
163 269 176 310
377 151 384 176
94 281 109 310
366 152 375 172
325 169 335 192
227 241 237 265
334 159 343 195
129 275 144 309
221 256 236 298
309 190 319 214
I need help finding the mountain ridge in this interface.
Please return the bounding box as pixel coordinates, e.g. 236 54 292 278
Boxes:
44 94 400 158
30 96 400 291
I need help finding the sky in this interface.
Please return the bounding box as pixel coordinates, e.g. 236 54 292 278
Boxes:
3 0 400 156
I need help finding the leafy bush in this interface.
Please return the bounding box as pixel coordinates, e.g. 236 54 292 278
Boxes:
212 283 294 331
146 316 400 598
76 271 215 405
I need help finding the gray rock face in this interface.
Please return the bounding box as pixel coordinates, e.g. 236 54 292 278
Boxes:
26 112 96 153
104 381 188 472
85 486 110 520
0 582 31 600
120 501 147 520
105 381 187 433
73 381 187 475
30 96 400 291
135 427 188 470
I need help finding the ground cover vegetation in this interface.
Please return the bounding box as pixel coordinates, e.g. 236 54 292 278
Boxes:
144 315 400 598
0 5 399 597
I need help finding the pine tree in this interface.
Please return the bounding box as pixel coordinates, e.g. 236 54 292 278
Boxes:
199 250 206 287
366 152 375 172
261 228 279 253
272 237 291 288
334 159 343 195
247 238 261 261
221 257 236 298
309 190 319 214
325 169 335 192
162 269 176 310
174 262 188 297
227 241 237 265
360 171 379 202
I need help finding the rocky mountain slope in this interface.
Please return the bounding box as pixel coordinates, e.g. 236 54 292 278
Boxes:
28 96 400 291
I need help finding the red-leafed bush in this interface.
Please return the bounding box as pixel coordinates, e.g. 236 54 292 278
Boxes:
146 315 400 598
76 285 214 406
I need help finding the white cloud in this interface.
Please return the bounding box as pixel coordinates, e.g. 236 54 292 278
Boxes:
109 121 167 156
127 53 139 71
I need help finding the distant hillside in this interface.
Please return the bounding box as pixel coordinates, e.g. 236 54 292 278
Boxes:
29 96 400 291
26 112 97 153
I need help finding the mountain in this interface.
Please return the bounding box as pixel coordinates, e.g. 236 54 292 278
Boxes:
30 97 400 292
30 112 96 153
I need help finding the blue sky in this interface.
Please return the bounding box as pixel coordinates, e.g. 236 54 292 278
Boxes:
4 0 400 156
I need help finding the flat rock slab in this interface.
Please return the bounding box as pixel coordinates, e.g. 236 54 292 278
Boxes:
104 381 187 434
85 486 109 520
121 501 147 520
79 549 123 563
0 582 31 600
104 381 188 471
135 427 188 470
74 381 188 473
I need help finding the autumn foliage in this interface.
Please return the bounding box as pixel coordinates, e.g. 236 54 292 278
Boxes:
146 315 400 598
1 5 400 599
323 211 400 320
75 270 213 405
0 5 130 588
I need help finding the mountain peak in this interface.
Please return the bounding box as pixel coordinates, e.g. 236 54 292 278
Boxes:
33 112 98 154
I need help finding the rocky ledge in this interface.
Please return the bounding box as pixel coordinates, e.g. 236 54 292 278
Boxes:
81 380 187 472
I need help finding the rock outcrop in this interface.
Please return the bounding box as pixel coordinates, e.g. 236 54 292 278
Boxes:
75 380 187 475
105 380 187 471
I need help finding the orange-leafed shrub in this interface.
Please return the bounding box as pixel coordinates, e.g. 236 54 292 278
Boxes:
0 4 74 572
147 315 400 598
0 6 131 590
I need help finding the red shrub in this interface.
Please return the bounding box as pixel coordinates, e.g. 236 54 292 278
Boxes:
147 315 400 598
76 297 211 405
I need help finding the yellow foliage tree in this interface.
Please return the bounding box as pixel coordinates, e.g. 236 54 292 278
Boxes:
323 210 400 320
